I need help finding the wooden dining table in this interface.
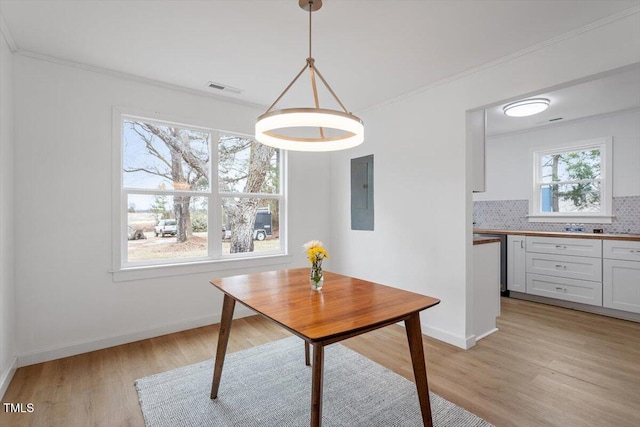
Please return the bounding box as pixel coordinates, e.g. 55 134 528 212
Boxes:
209 268 441 427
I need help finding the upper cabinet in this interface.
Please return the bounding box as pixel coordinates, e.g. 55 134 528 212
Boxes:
467 109 486 192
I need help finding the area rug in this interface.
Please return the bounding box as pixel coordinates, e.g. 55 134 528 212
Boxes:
135 336 492 427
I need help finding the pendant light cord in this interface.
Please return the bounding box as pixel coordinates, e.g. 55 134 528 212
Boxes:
307 1 325 138
308 1 313 59
262 0 351 116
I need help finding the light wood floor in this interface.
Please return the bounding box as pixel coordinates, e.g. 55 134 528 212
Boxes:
2 297 639 427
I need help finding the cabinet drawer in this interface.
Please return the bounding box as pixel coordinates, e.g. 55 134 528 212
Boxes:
603 259 640 313
526 252 602 282
526 273 602 306
526 236 601 258
603 240 640 262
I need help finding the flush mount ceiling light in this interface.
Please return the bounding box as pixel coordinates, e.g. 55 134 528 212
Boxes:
503 98 550 117
255 0 364 152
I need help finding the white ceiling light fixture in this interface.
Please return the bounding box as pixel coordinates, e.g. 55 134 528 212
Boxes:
255 0 364 152
503 98 550 117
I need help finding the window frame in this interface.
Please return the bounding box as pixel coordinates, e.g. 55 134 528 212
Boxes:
111 107 290 282
528 137 613 223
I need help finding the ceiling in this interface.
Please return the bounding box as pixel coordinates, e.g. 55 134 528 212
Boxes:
486 65 640 137
1 0 639 117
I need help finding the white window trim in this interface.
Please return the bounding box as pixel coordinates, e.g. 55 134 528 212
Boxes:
528 137 614 224
111 107 290 282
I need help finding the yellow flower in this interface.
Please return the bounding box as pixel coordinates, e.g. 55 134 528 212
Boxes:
303 240 329 264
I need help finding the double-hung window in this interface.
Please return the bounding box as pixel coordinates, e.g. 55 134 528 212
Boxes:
529 137 613 223
113 111 286 279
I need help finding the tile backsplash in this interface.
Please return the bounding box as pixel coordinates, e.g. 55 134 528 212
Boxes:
473 196 640 234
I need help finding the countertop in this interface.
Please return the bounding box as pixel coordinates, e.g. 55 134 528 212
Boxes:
474 228 640 242
473 236 501 245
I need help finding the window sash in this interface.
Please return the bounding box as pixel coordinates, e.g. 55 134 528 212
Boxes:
529 137 612 222
536 178 601 187
115 109 285 271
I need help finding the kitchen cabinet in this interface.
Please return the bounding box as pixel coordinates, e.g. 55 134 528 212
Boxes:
524 236 602 307
526 236 602 258
603 240 640 313
507 235 526 292
494 231 640 318
603 239 640 262
526 273 603 306
526 252 602 282
468 109 486 192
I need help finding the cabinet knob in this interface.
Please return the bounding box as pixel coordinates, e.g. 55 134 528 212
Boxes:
555 264 567 270
555 245 567 249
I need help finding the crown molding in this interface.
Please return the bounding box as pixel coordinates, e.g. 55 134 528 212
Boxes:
4 4 639 115
0 13 17 52
14 49 267 111
361 5 640 114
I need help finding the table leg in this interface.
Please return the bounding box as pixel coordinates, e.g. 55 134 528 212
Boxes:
405 312 433 427
310 343 324 427
210 294 236 399
305 341 311 366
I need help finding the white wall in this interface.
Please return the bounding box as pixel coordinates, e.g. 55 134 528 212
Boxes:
0 29 16 396
329 12 640 348
8 9 640 364
475 108 640 202
13 55 332 365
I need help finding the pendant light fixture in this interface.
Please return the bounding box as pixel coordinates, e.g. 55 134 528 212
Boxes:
255 0 364 152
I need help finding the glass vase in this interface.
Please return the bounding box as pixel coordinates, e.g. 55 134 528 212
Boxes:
310 267 324 291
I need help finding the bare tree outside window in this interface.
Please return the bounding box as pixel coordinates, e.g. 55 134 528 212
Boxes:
124 122 210 243
121 117 282 264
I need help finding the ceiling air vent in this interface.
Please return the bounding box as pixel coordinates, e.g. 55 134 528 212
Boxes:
207 81 243 95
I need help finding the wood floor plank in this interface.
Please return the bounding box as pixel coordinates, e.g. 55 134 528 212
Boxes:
1 297 639 427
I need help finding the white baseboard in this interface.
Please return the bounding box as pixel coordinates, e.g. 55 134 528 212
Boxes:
0 356 18 399
394 319 473 349
18 306 254 367
420 322 474 349
509 291 640 322
16 306 475 367
475 327 499 341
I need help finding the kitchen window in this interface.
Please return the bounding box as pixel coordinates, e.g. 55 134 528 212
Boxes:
112 110 287 281
529 137 613 223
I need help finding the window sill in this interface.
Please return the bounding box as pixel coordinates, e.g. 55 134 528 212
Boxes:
111 253 293 282
527 214 615 224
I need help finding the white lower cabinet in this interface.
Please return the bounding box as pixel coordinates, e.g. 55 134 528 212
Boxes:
523 236 602 306
526 236 602 258
507 235 526 292
526 252 602 282
526 273 603 306
603 259 640 313
603 239 640 314
505 235 640 315
603 240 640 262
